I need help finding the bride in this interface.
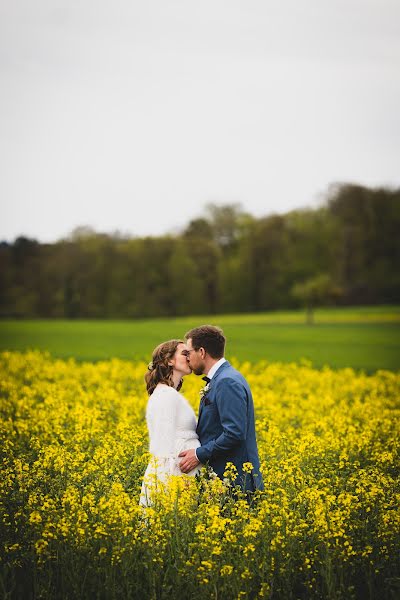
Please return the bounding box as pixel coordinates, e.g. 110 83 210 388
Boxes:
139 339 202 506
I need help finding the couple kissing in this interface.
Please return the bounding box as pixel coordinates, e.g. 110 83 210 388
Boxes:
139 325 263 506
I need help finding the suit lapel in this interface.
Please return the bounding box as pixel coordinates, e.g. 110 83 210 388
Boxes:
197 361 230 421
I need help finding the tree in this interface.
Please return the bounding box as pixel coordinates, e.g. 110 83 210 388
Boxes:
167 240 203 315
183 218 214 240
291 274 343 324
205 203 254 252
243 215 291 311
327 183 400 304
2 183 398 319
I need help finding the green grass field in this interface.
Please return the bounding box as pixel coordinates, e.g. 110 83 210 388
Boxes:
0 306 399 371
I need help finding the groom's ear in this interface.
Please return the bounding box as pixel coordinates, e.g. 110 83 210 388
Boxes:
199 347 206 359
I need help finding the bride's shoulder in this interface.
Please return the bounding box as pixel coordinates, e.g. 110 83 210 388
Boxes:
149 384 182 404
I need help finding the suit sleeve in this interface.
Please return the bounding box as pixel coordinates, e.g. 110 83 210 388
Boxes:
196 377 247 464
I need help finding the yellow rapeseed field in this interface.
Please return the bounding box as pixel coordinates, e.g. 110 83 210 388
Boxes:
0 351 399 599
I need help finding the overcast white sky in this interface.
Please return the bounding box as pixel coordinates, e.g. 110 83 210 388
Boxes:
1 0 399 242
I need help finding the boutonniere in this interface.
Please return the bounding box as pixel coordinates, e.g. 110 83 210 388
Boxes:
200 382 210 405
200 382 210 398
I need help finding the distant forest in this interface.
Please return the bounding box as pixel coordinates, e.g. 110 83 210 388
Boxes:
1 183 399 318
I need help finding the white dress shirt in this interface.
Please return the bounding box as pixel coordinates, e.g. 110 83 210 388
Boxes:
206 357 227 380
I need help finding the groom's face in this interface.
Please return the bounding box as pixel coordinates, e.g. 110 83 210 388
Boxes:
186 338 205 375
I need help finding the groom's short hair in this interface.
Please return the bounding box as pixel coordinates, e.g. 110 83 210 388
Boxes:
185 325 225 358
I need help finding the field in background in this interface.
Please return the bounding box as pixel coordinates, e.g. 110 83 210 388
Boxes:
0 305 399 371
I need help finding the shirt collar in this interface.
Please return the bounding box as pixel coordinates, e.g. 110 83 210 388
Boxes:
206 357 227 380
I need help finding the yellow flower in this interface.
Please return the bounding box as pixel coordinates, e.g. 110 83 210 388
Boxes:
242 462 254 474
29 511 42 524
220 565 234 576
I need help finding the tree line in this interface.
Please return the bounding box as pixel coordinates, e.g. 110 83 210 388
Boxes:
1 183 399 318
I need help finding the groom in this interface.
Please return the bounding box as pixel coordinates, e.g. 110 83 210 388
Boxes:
179 325 264 492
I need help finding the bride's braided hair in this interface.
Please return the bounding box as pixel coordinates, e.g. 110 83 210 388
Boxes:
145 339 184 395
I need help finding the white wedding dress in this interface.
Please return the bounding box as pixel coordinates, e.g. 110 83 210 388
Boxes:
139 383 201 507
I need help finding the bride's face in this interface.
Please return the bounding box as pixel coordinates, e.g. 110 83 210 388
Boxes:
170 343 192 377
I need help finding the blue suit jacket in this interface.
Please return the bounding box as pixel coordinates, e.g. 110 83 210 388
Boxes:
196 361 264 492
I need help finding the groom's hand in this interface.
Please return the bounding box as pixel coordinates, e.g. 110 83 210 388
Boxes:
178 449 200 473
